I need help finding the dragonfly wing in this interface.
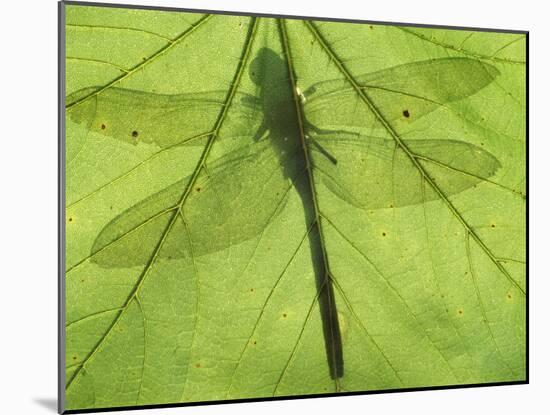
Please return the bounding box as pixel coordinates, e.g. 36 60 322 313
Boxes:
304 57 499 127
67 87 261 149
91 136 301 268
310 134 500 210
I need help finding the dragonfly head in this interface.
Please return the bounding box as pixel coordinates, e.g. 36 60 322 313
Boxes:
249 47 287 87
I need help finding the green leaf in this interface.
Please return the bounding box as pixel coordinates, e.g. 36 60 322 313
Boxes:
64 4 526 411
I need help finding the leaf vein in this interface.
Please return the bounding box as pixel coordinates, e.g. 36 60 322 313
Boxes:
66 14 213 111
398 27 526 65
307 20 525 296
66 17 259 392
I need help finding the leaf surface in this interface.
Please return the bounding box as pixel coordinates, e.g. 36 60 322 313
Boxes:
64 5 526 410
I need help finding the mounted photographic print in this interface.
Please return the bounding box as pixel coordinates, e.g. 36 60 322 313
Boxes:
59 1 527 413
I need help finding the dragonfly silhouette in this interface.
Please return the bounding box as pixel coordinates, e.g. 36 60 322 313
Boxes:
67 48 501 380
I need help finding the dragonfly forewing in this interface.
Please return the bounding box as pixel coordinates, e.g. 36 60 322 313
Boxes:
303 57 500 127
67 87 263 149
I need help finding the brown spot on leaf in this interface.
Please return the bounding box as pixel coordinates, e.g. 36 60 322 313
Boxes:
282 313 287 318
403 109 410 118
195 363 201 368
100 124 106 130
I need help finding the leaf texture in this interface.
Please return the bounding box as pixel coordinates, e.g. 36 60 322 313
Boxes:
64 4 527 411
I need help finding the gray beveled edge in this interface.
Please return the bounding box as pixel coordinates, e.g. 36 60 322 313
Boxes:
62 0 528 34
58 1 67 413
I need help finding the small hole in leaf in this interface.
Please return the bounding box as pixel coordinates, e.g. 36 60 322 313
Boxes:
253 340 257 345
382 232 386 237
507 293 512 299
132 130 139 138
491 224 496 228
283 313 287 318
196 187 201 192
458 309 463 315
250 288 254 292
68 217 73 222
100 124 106 130
403 109 410 118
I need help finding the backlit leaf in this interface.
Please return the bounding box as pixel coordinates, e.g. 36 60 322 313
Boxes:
64 4 526 411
